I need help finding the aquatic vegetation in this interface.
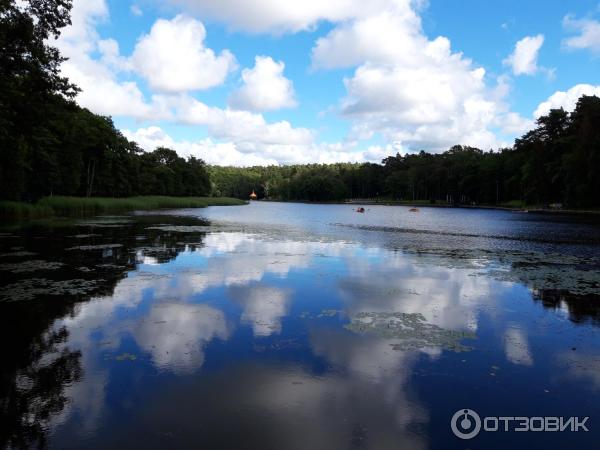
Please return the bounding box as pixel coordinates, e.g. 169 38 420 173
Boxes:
404 248 600 296
114 353 137 362
318 309 340 317
0 251 37 258
1 196 246 220
147 225 215 233
146 224 246 234
0 260 64 273
0 278 100 302
40 196 247 215
344 312 476 352
65 244 123 251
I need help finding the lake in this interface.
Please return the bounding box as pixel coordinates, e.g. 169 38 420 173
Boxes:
1 202 599 449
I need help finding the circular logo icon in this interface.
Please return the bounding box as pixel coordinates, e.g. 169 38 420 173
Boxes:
451 409 481 440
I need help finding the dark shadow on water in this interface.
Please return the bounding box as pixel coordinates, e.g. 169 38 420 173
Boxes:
0 214 210 449
533 289 600 326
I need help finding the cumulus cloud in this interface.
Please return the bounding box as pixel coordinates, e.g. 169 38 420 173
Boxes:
229 56 297 111
122 126 280 166
164 0 411 33
562 14 600 54
503 34 545 76
311 9 422 69
533 84 600 118
499 112 535 135
56 3 237 121
55 0 158 119
312 8 508 151
131 15 236 92
123 126 390 166
58 0 539 163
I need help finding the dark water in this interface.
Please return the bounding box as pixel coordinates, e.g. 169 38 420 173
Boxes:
1 202 599 449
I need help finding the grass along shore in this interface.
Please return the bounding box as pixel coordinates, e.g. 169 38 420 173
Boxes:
0 196 246 219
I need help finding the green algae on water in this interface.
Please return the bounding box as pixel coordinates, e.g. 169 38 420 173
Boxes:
66 243 123 251
318 309 340 317
115 353 137 361
344 311 476 352
0 260 64 273
0 278 100 302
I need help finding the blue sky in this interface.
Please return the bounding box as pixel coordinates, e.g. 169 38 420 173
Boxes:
55 0 600 165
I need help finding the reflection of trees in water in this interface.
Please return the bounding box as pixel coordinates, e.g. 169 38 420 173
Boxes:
533 289 600 326
0 214 209 448
0 320 81 449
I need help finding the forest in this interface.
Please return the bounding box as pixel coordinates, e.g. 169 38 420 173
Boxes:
211 97 600 208
0 0 210 201
1 0 599 209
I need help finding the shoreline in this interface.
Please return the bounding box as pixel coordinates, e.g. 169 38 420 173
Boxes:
257 199 600 216
0 196 247 220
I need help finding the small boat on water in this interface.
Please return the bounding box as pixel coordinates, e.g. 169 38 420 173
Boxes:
409 208 420 212
356 207 365 213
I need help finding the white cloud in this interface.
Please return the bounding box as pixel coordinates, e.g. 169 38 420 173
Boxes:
122 126 392 166
131 15 236 93
57 0 538 163
229 56 297 111
311 9 422 69
164 0 412 34
312 9 507 151
563 14 600 54
55 0 159 119
534 83 600 118
499 112 535 135
503 34 545 76
122 126 280 165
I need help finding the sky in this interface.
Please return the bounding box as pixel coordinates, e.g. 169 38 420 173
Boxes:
54 0 600 166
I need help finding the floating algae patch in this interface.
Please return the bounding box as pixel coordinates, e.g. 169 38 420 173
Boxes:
318 309 340 317
146 224 246 233
115 353 137 361
0 251 37 258
344 312 476 352
66 243 123 251
0 260 64 273
78 217 133 226
484 261 600 296
0 278 101 302
147 225 214 233
407 248 600 296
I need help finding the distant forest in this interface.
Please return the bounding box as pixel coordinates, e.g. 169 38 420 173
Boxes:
1 1 599 208
211 96 600 208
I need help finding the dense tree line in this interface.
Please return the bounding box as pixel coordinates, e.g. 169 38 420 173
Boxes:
0 0 211 201
211 95 600 208
2 1 599 208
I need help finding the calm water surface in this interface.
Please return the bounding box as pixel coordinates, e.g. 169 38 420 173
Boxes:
1 202 599 449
